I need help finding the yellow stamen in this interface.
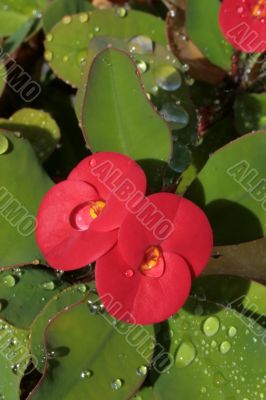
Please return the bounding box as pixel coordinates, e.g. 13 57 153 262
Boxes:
140 246 161 271
89 200 106 219
252 0 266 17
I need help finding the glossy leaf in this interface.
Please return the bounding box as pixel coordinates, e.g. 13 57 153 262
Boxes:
0 0 45 36
186 0 233 70
80 47 172 164
0 130 53 267
0 320 30 400
30 284 91 372
43 0 94 33
0 266 69 329
29 297 155 400
154 296 266 399
0 108 61 162
186 131 266 245
44 9 166 87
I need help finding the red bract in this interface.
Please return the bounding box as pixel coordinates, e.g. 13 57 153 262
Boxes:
36 152 146 270
219 0 266 53
96 193 213 325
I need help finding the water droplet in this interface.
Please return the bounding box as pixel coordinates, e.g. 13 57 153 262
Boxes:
220 340 231 354
81 369 92 379
136 60 148 74
211 340 217 348
63 55 69 63
213 371 227 387
201 387 207 393
77 284 87 293
79 12 89 23
32 259 40 265
111 378 123 390
2 275 16 288
115 7 127 18
44 51 53 62
41 281 55 291
94 26 100 33
11 363 20 374
181 63 190 72
160 103 189 129
62 15 72 24
128 35 153 54
89 158 96 167
124 269 134 278
228 326 237 338
136 365 148 376
154 64 181 91
185 76 195 86
32 9 42 18
169 9 176 18
46 33 53 42
0 134 9 154
0 394 5 400
78 50 87 66
175 340 196 368
202 316 220 337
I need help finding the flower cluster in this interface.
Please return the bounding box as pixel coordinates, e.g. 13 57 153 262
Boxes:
219 0 266 53
36 153 213 324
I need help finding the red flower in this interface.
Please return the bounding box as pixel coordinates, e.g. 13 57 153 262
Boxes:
219 0 266 53
96 193 213 325
36 152 146 270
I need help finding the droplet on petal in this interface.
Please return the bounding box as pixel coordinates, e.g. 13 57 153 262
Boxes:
124 269 135 278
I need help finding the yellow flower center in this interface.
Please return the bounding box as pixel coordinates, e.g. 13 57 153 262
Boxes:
252 0 266 17
89 200 106 219
140 246 162 272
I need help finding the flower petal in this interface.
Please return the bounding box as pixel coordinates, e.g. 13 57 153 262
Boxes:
35 180 117 270
96 246 191 325
68 152 147 231
162 196 213 277
219 0 266 53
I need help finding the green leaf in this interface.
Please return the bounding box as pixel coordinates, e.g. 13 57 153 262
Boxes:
0 108 61 162
30 297 155 400
2 17 38 54
192 275 266 317
0 130 53 267
186 131 266 245
186 0 233 70
44 9 166 87
43 0 94 33
0 266 70 329
30 283 93 372
153 296 266 400
80 47 172 165
0 0 45 36
132 387 156 399
0 320 30 400
234 93 266 135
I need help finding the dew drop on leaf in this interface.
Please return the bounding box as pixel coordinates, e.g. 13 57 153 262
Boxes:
79 12 89 23
2 275 16 288
128 35 153 54
41 281 55 291
80 369 92 379
213 371 227 387
220 340 231 354
0 135 9 155
62 15 72 24
46 33 53 42
136 365 148 376
202 316 220 337
111 378 123 390
175 340 196 368
154 65 181 91
160 102 189 129
115 7 127 18
228 326 237 338
44 51 53 62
